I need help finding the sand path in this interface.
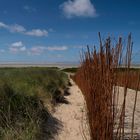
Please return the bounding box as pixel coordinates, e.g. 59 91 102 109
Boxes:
53 78 90 140
52 79 140 139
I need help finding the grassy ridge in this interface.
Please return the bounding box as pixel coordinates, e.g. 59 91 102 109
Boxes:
0 67 68 140
62 67 78 73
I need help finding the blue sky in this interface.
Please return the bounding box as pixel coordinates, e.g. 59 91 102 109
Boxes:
0 0 139 63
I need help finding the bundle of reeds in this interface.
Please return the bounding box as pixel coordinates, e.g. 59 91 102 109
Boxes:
73 33 140 140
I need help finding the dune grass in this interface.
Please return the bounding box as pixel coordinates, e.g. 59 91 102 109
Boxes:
0 67 68 140
62 67 78 73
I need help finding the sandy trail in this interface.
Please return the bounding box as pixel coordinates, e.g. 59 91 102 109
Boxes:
53 78 90 140
52 79 140 140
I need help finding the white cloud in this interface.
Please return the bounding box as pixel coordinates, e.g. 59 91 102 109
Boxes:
9 41 26 53
0 22 48 37
29 46 68 55
11 41 24 47
60 0 97 18
26 29 48 37
29 46 47 55
0 22 7 28
47 46 68 51
23 5 36 12
9 24 26 33
20 46 26 51
0 22 26 33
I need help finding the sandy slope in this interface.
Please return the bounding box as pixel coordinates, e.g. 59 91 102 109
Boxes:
53 78 90 140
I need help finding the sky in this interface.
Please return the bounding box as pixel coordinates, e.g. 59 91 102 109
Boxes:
0 0 139 64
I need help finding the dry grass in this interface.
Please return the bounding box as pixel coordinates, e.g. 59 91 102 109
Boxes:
73 33 140 140
116 69 140 90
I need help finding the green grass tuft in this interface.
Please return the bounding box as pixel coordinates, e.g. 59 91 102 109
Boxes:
0 67 68 139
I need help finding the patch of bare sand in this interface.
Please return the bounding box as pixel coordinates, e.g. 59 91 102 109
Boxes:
116 87 140 139
53 78 90 140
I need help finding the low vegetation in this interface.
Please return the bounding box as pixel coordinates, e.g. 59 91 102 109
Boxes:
62 67 78 73
0 67 68 140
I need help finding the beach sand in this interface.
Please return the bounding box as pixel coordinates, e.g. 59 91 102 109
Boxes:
115 87 140 139
53 78 90 140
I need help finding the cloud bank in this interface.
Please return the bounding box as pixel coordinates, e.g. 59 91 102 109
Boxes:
9 41 26 53
26 29 48 37
8 43 68 55
29 46 68 55
0 22 48 37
